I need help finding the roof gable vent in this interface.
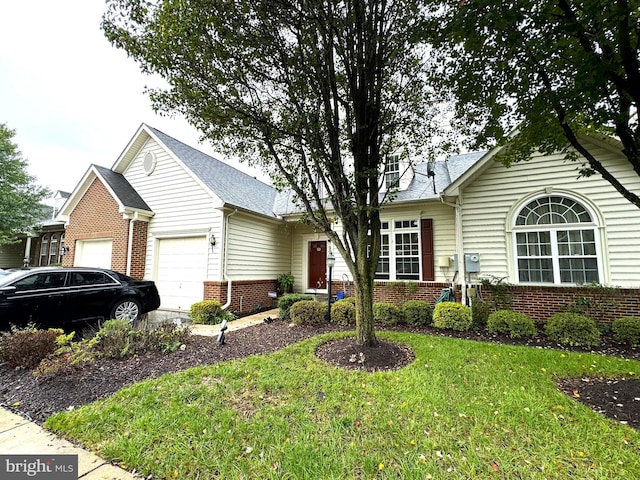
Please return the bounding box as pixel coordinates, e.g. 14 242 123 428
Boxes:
143 151 157 175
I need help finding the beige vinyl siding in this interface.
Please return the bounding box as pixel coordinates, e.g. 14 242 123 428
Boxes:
225 212 291 280
460 140 640 286
0 240 25 268
288 200 457 289
123 137 224 281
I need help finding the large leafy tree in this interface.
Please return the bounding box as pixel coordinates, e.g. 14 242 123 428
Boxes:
103 0 444 346
0 123 49 245
427 0 640 207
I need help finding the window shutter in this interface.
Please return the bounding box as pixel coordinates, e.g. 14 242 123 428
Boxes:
421 219 434 281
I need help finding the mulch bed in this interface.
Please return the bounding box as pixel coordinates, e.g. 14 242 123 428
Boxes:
1 318 639 430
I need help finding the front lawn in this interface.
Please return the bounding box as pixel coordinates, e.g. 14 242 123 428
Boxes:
46 331 640 479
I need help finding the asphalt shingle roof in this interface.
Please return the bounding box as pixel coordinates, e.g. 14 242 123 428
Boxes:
94 165 152 212
148 126 278 218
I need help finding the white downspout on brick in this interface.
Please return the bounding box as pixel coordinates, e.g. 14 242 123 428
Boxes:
221 208 238 310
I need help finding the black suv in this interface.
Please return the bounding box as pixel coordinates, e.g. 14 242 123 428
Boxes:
0 267 161 330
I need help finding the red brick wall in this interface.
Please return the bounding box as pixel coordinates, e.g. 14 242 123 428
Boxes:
332 281 640 324
479 284 640 324
62 178 148 279
204 280 278 314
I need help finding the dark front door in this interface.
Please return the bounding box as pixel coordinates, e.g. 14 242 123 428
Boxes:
308 241 327 289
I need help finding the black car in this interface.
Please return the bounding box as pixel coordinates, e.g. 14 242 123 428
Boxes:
0 267 161 330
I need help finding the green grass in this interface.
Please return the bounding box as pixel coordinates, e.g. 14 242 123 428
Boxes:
46 331 640 479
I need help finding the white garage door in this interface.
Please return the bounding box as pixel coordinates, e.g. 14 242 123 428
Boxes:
155 236 207 311
74 239 112 269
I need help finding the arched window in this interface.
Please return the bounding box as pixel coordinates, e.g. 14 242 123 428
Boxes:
39 235 49 266
49 234 58 265
513 196 600 284
58 234 65 263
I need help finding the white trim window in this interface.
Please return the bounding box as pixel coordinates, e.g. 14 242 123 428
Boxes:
375 219 420 280
513 195 600 284
39 235 49 266
384 155 400 190
49 234 58 265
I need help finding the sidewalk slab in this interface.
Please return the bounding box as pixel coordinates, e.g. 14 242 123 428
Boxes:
0 408 138 479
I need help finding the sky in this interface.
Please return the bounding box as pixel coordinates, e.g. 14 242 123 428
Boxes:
0 1 267 194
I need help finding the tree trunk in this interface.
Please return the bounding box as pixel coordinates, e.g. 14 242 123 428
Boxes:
354 274 377 347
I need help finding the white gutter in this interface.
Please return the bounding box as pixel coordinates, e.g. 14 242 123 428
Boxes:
440 194 467 304
221 208 238 310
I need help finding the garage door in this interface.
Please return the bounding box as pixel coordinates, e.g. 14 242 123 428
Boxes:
74 239 112 269
155 236 207 311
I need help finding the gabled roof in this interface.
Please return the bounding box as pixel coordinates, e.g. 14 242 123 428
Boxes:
93 165 152 212
115 124 278 218
57 165 153 222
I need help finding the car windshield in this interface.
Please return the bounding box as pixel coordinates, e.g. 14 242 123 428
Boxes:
0 269 45 286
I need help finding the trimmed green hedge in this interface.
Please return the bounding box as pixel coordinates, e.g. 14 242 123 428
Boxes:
278 293 314 319
433 302 473 331
545 313 601 347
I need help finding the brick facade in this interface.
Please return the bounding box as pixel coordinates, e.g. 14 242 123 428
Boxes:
478 284 640 324
62 179 148 279
204 279 278 314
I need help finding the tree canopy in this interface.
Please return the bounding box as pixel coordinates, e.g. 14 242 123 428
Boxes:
103 0 447 346
0 123 50 245
428 0 640 207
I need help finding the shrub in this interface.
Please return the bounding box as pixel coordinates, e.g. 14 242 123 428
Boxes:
139 322 191 354
401 300 433 326
278 293 314 319
432 302 473 331
612 316 640 347
35 332 98 378
189 300 224 324
471 298 490 329
94 319 140 358
0 326 63 369
331 298 356 326
373 302 402 325
289 300 327 325
545 313 601 347
487 310 537 338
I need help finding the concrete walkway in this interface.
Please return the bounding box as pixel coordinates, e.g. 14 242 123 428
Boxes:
0 308 279 479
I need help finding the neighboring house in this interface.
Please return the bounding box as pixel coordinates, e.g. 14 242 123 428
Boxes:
0 191 69 268
56 124 640 321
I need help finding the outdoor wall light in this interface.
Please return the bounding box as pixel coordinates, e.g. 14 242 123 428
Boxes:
209 233 217 247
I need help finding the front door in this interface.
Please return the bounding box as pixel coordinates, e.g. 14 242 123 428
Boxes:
308 241 327 289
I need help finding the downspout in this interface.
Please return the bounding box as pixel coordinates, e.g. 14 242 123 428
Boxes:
439 194 467 304
221 208 238 310
126 213 137 276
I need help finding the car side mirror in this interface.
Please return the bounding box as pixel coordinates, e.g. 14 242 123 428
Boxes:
0 286 16 297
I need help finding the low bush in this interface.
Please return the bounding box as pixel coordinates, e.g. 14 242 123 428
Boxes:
545 313 601 347
433 302 473 331
289 300 327 325
0 326 63 369
612 316 640 347
94 319 140 358
487 310 537 338
331 298 356 326
402 300 433 326
189 300 224 324
35 332 98 379
373 302 402 325
278 293 314 319
471 298 490 330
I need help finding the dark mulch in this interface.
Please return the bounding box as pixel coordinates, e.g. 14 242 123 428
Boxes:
1 318 639 431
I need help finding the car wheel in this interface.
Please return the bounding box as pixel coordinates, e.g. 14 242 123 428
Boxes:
110 298 141 322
